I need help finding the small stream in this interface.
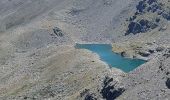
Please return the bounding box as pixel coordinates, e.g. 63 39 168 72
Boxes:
75 43 146 72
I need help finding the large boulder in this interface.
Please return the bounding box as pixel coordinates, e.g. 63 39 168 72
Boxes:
138 50 150 57
120 51 128 57
53 27 64 37
100 76 125 100
136 1 147 13
84 93 97 100
126 22 141 35
166 78 170 89
156 47 165 52
125 19 158 35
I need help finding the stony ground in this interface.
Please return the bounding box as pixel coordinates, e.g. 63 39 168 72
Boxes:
117 49 170 100
0 45 114 100
0 0 170 100
0 0 128 99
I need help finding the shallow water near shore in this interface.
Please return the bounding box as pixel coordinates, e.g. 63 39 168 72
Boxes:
75 44 146 72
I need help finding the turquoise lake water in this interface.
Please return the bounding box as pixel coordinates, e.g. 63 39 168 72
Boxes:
75 44 146 72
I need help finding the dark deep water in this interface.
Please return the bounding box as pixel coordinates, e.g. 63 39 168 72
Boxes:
75 44 146 72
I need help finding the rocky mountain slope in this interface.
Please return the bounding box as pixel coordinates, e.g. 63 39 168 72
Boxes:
107 0 170 100
0 0 170 100
0 0 131 100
